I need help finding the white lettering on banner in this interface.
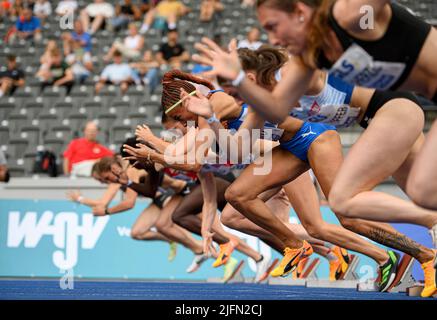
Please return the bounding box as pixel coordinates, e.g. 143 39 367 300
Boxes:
117 226 132 237
7 211 109 270
329 44 406 90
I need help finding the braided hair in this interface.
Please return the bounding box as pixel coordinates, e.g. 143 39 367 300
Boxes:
161 69 215 115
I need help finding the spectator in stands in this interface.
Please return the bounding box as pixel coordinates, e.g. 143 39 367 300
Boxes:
10 0 24 18
36 47 75 94
40 40 59 65
0 55 25 98
62 20 92 56
104 23 144 62
111 0 141 32
65 39 94 84
96 50 140 95
80 0 115 35
0 1 12 20
238 27 263 50
199 0 223 23
241 0 255 8
139 0 156 14
55 0 78 16
63 121 114 177
9 7 42 43
140 0 189 34
0 149 10 183
130 50 160 93
33 0 51 22
156 28 189 69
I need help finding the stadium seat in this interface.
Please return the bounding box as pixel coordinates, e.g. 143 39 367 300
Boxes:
0 102 15 120
19 126 41 146
7 114 30 134
43 138 65 157
7 138 29 159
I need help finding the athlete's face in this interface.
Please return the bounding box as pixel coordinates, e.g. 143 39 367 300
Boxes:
168 105 198 127
99 169 119 184
257 4 311 55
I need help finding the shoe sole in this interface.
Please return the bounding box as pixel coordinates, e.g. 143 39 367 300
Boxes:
224 260 245 284
256 259 278 283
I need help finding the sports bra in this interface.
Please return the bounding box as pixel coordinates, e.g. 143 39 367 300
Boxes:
318 2 432 91
276 70 359 128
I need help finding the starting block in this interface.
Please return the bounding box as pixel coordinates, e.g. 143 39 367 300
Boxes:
268 258 320 286
207 260 245 284
406 285 437 298
255 258 279 284
388 254 416 293
306 255 361 289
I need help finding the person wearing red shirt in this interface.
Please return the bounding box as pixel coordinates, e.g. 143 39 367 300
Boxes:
63 121 114 176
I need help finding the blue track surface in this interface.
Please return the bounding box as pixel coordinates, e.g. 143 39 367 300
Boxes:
0 279 425 300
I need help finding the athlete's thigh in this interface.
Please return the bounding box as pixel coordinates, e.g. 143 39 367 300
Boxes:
132 203 161 231
230 147 309 198
307 130 344 197
157 195 183 225
331 102 423 197
392 133 425 191
172 183 204 218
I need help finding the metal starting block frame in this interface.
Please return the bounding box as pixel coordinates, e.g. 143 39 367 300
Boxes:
206 260 246 284
388 255 416 293
306 255 360 289
268 258 320 286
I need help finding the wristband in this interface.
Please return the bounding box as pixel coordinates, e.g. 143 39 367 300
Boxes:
77 196 84 204
231 70 245 87
105 207 110 215
126 180 133 187
207 113 220 124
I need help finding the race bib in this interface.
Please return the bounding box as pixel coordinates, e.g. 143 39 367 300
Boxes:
329 44 406 90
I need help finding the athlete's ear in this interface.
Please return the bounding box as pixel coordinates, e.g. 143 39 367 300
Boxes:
245 72 257 83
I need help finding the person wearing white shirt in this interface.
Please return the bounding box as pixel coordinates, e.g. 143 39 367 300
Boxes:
80 0 115 34
95 50 138 95
56 0 78 16
103 23 144 61
237 27 263 51
34 0 52 20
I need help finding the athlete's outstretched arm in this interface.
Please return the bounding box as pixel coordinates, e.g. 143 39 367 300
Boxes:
193 38 314 124
67 183 121 208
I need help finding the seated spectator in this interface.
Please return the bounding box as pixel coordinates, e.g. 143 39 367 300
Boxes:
36 48 75 94
80 0 115 35
40 40 59 65
33 0 51 22
238 27 263 50
111 0 141 32
241 0 255 8
63 121 114 177
55 0 78 16
140 0 189 34
199 0 223 23
10 0 24 18
9 7 42 43
0 149 10 183
66 40 94 85
62 20 92 56
0 55 25 98
139 0 156 14
96 50 140 95
104 23 144 62
0 1 12 20
130 50 160 93
156 28 189 69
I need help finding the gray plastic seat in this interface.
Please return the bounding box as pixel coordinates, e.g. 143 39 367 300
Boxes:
7 138 29 159
7 114 30 134
19 126 41 145
0 102 15 120
43 138 66 157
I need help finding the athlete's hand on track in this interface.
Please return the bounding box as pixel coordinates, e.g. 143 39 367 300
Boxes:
135 124 155 142
201 229 217 257
192 37 242 81
180 88 213 119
